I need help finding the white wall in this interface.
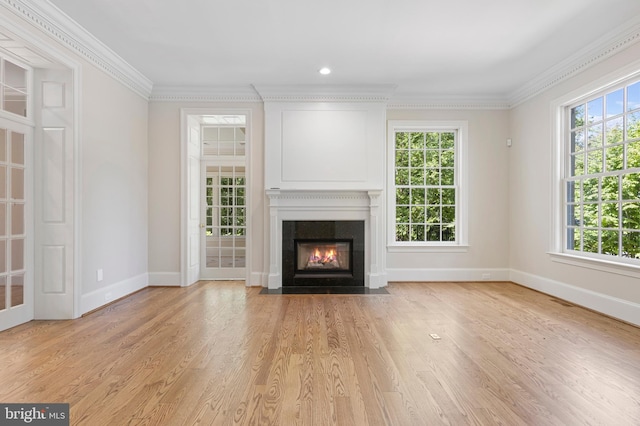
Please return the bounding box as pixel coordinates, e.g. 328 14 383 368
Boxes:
264 102 386 190
386 109 511 281
0 4 151 316
509 42 640 324
147 102 265 286
80 60 149 302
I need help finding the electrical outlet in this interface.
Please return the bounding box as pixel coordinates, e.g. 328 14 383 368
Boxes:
105 292 112 302
97 269 103 282
481 273 491 280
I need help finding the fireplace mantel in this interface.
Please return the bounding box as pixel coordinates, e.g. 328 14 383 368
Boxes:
266 189 387 289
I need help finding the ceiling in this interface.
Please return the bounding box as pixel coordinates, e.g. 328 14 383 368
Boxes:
46 0 640 100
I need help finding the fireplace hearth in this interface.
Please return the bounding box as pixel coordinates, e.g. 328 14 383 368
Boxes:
282 221 364 287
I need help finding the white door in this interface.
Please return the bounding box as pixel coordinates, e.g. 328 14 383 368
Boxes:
0 119 33 331
33 67 76 319
200 162 246 279
199 115 248 280
186 115 201 285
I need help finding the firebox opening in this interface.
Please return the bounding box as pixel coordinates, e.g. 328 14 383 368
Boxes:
282 220 364 287
295 239 352 276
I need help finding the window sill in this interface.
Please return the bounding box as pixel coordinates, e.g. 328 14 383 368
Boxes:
388 244 469 253
548 252 640 279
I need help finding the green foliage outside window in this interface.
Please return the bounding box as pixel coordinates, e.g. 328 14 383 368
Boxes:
219 176 246 236
567 81 640 259
394 131 456 242
205 175 246 237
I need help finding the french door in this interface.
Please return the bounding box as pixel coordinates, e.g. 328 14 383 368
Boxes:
184 111 250 283
201 162 246 279
0 118 32 331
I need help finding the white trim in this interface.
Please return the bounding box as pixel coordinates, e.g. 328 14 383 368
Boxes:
549 252 640 279
510 269 640 327
550 95 565 256
1 9 85 320
250 272 267 287
510 16 640 107
148 272 181 287
387 268 510 282
151 85 261 103
386 120 469 248
388 98 510 110
265 189 386 289
73 60 82 319
180 108 254 287
550 60 640 269
254 84 396 103
150 88 511 109
1 0 152 99
180 109 188 287
80 273 148 315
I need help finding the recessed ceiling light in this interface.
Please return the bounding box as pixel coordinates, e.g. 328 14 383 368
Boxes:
319 67 331 75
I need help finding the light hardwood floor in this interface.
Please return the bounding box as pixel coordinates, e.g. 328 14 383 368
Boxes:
1 281 639 425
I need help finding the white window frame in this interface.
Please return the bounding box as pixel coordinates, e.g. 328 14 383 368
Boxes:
387 120 468 252
550 61 640 278
217 172 246 237
0 55 32 126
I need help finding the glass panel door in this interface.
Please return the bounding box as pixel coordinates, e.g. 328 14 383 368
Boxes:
202 164 246 279
200 114 248 280
0 121 31 331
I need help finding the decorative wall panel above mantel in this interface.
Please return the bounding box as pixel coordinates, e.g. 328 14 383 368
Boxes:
263 99 387 191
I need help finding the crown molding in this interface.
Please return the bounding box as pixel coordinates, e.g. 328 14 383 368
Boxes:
508 16 640 107
2 0 153 99
253 84 397 103
150 85 262 103
6 0 635 109
387 96 511 110
149 85 512 109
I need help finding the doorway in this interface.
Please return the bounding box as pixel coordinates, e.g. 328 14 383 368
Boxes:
0 119 33 331
200 115 247 280
182 110 251 284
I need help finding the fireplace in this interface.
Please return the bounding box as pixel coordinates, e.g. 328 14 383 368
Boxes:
282 220 364 287
296 240 352 274
265 189 386 290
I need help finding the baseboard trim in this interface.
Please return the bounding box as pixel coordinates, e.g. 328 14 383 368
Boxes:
148 272 182 287
387 268 510 282
81 273 149 315
510 269 640 327
250 272 267 287
367 272 388 289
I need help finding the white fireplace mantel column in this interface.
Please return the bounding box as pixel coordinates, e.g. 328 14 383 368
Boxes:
265 189 388 289
367 190 387 289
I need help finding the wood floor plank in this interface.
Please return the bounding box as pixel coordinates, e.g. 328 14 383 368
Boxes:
1 281 640 425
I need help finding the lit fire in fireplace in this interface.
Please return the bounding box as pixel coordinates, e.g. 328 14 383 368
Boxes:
307 246 340 269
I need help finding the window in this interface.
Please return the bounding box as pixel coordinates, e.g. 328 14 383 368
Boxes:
564 78 640 262
202 122 245 156
1 59 28 118
388 121 468 249
217 175 246 237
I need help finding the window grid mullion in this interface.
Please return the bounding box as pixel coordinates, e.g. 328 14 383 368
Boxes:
565 79 640 261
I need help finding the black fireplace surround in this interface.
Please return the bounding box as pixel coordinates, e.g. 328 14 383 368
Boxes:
282 220 365 287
